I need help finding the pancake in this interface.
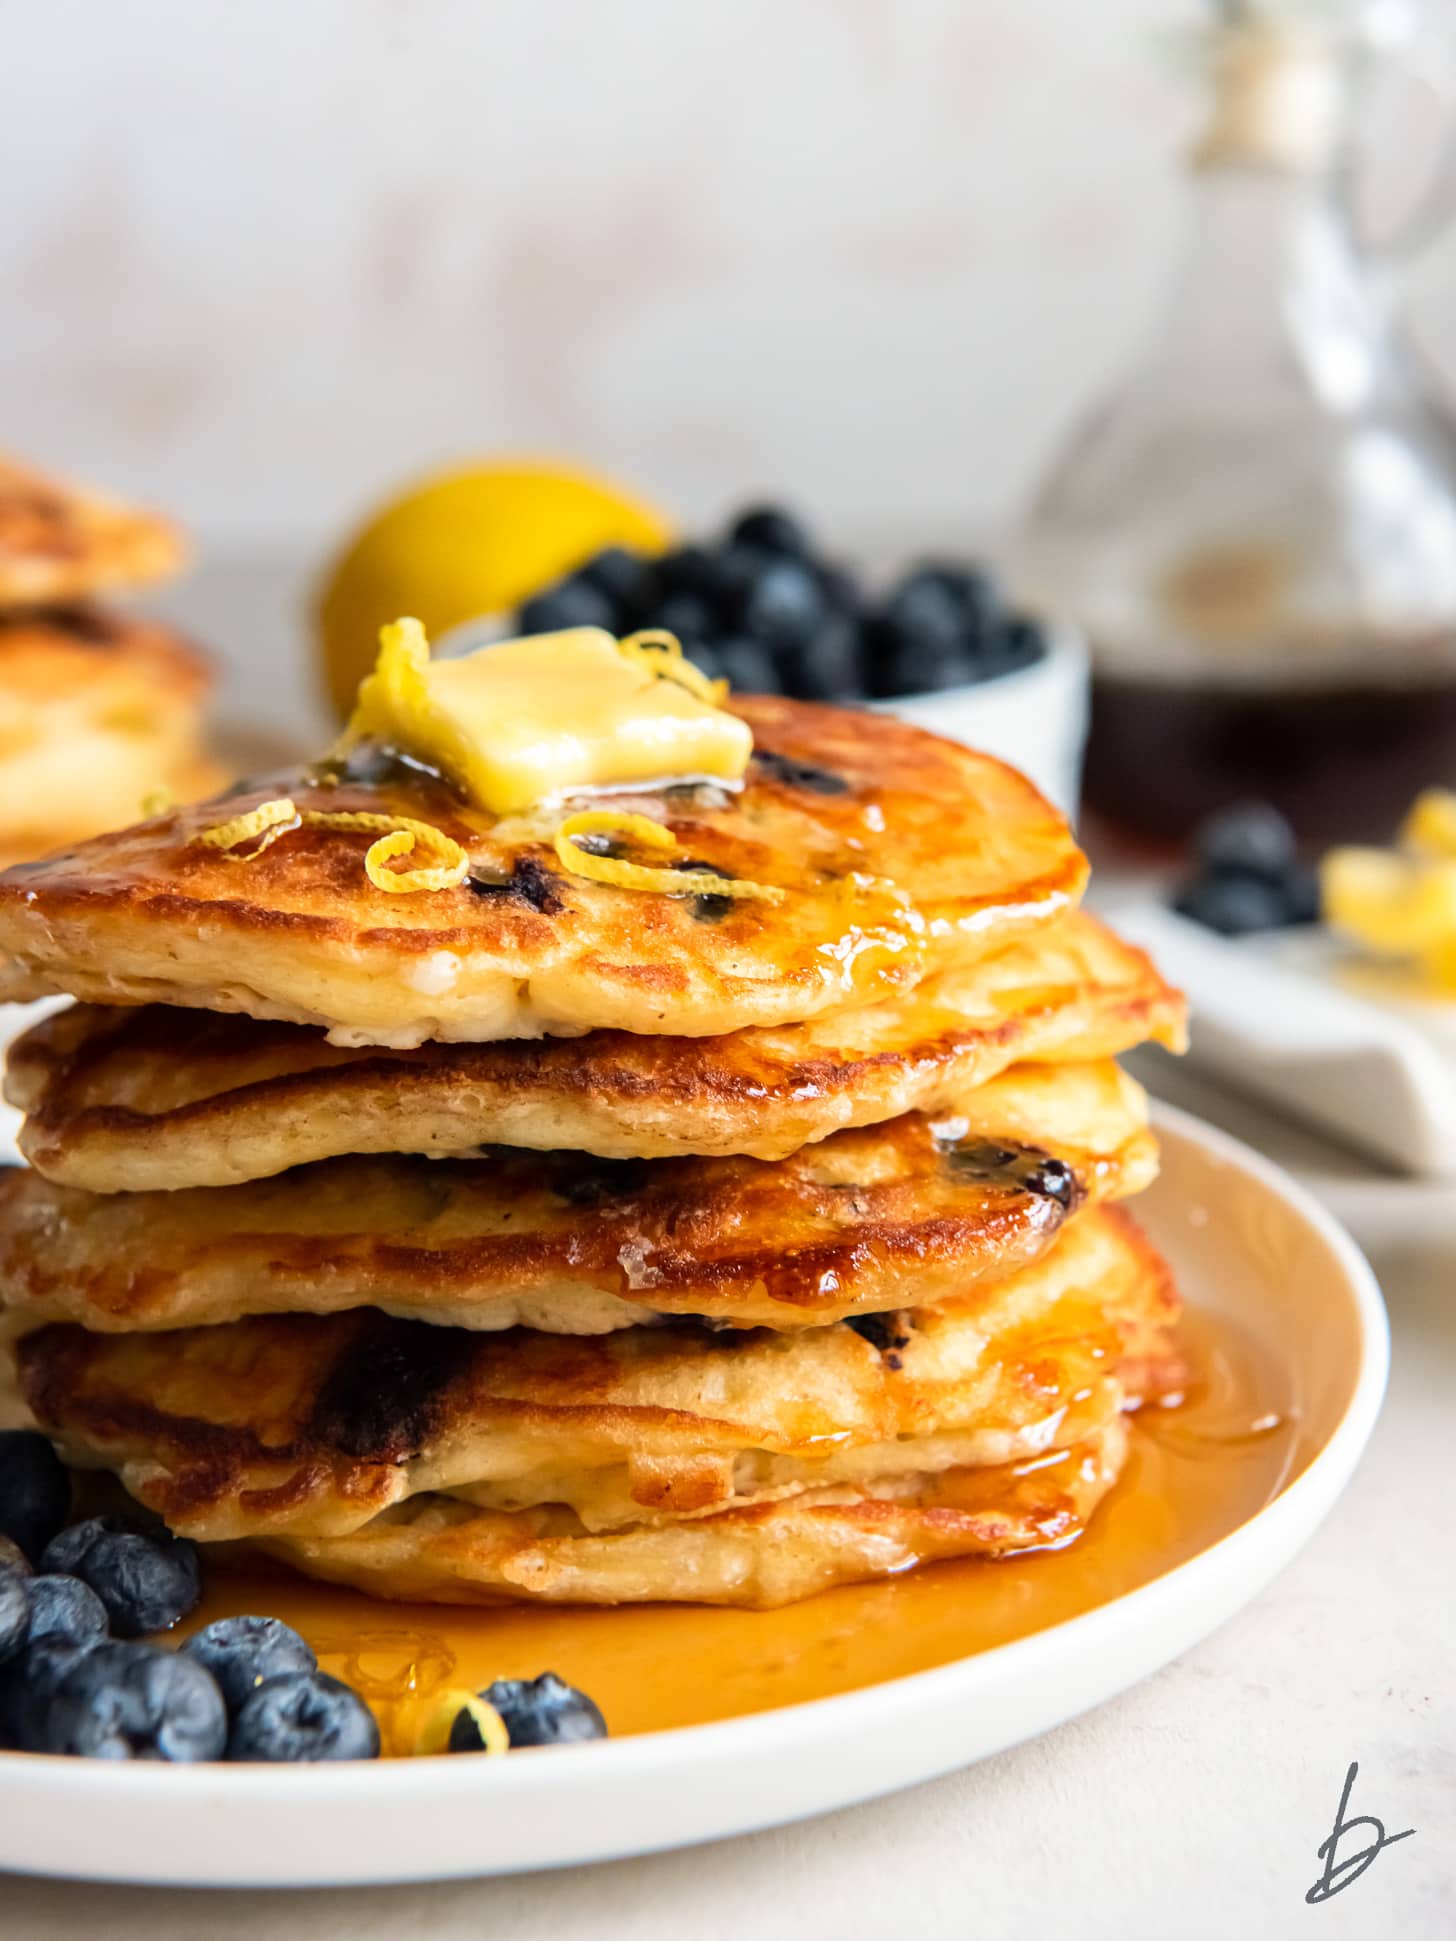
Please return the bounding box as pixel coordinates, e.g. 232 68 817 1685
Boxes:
0 607 218 868
0 699 1087 1045
0 454 183 605
15 1209 1177 1552
0 1059 1155 1335
4 912 1183 1189
244 1424 1131 1609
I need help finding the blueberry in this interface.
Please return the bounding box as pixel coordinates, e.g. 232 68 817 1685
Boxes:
682 639 724 683
0 1429 72 1563
1283 864 1322 926
22 1640 225 1760
714 636 782 695
738 558 825 652
0 1635 95 1750
1193 802 1299 881
781 616 864 700
875 625 972 697
652 591 716 648
226 1671 380 1762
579 545 656 621
451 1671 607 1750
41 1517 201 1637
656 544 728 606
883 569 968 655
0 1562 30 1664
26 1574 109 1648
182 1615 317 1714
728 505 812 558
817 562 865 617
519 577 616 636
1174 872 1294 936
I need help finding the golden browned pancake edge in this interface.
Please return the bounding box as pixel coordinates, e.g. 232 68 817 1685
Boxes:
0 1060 1157 1334
5 912 1184 1187
243 1422 1132 1609
17 1209 1177 1551
0 699 1087 1044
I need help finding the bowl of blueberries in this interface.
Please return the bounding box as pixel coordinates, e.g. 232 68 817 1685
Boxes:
455 503 1090 815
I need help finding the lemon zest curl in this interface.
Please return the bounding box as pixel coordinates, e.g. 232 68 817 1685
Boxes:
410 1689 510 1758
617 628 729 706
196 797 468 894
553 808 785 905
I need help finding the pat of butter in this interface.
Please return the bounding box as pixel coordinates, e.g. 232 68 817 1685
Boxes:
343 621 752 816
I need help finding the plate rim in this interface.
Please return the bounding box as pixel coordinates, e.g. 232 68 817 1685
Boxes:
0 1100 1390 1884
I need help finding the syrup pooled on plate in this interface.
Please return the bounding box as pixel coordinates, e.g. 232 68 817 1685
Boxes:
178 1306 1297 1755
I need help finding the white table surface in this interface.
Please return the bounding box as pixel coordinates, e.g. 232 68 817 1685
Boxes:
2 1057 1452 1938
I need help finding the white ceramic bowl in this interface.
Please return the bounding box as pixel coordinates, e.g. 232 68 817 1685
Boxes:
0 1102 1385 1888
871 625 1089 816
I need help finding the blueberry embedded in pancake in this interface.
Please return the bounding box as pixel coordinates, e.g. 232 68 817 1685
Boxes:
15 1209 1179 1559
0 1061 1158 1335
0 695 1087 1046
2 912 1184 1189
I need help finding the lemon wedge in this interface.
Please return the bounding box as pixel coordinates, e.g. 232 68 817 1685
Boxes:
314 461 672 719
1321 846 1456 955
1398 787 1456 860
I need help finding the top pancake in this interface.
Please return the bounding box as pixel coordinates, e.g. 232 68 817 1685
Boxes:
0 699 1086 1045
5 912 1184 1186
0 454 183 606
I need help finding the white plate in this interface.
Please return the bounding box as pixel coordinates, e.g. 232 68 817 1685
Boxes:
0 1103 1386 1888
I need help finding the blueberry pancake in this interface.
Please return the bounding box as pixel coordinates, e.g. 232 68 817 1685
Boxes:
0 698 1086 1046
4 912 1182 1190
16 1210 1179 1558
0 1060 1155 1335
0 452 183 606
247 1422 1131 1610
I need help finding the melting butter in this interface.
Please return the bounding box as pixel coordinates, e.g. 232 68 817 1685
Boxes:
340 619 752 816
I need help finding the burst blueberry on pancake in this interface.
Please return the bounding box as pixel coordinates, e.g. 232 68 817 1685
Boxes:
0 698 1087 1046
0 453 184 605
16 1210 1179 1562
0 606 220 869
0 1061 1155 1335
3 913 1182 1190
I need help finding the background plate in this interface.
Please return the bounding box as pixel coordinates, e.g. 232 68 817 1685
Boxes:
0 1103 1387 1887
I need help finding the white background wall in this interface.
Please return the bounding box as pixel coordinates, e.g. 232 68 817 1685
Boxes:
5 0 1456 723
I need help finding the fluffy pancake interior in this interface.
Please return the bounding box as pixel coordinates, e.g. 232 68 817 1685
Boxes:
0 1060 1157 1334
16 1208 1180 1545
0 698 1087 1044
4 910 1185 1188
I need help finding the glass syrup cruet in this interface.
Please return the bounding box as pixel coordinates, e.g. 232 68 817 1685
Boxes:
1010 0 1456 843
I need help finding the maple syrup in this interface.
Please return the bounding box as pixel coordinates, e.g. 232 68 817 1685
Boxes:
177 1305 1298 1755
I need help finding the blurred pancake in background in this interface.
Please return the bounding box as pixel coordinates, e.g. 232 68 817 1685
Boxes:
0 453 221 870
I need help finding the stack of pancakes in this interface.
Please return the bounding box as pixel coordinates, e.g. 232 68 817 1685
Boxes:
0 453 220 870
0 697 1186 1608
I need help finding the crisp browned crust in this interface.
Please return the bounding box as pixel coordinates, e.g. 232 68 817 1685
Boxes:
0 1061 1157 1334
5 912 1184 1187
243 1421 1132 1608
0 454 183 605
0 699 1088 1044
18 1210 1176 1555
